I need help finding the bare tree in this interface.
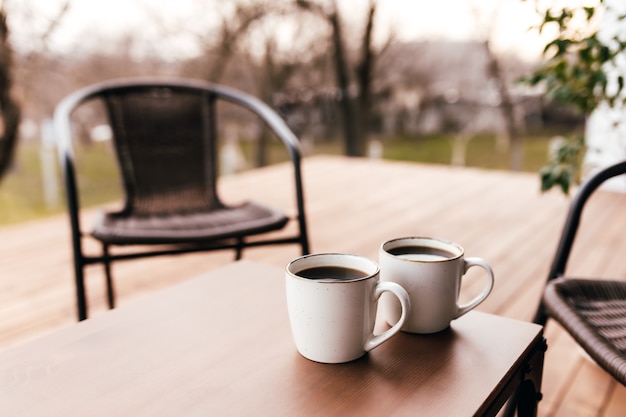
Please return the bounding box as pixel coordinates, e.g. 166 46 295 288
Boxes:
484 38 524 171
249 35 300 166
158 1 270 84
296 0 380 157
474 1 524 171
141 0 272 86
0 5 21 182
10 0 72 120
355 1 377 155
206 2 268 83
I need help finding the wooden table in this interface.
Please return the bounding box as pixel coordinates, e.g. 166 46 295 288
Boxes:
0 260 544 416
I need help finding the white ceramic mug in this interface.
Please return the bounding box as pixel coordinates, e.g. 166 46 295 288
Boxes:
379 237 494 334
285 253 410 364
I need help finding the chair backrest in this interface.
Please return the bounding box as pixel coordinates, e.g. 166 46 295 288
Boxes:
534 160 626 325
547 161 626 281
54 78 304 218
102 84 220 215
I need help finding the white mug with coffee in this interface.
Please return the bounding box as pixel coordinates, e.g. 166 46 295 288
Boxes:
379 237 494 334
286 253 410 364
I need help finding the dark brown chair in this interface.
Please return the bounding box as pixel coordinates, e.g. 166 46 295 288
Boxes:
537 160 626 384
503 160 626 417
54 77 310 321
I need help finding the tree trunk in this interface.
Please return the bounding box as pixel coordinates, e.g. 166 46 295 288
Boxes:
484 40 524 171
329 11 361 157
0 9 21 183
206 5 267 83
355 1 376 157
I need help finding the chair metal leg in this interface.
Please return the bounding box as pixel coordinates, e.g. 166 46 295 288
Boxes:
297 218 310 255
103 244 115 309
235 238 244 260
73 255 88 322
297 212 310 255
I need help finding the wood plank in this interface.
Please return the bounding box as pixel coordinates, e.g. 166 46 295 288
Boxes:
604 382 626 417
550 354 615 417
538 324 585 416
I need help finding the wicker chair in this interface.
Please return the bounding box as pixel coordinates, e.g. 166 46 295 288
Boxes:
503 160 626 417
537 160 626 384
54 77 310 321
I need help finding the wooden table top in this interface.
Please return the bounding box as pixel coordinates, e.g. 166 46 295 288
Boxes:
0 260 543 416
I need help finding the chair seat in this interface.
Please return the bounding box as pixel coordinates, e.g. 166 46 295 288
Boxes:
544 277 626 384
91 201 289 245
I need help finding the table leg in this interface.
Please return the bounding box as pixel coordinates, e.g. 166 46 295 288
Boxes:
501 337 547 417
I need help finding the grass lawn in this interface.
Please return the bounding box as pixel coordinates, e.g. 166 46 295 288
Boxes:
381 134 551 173
0 133 554 226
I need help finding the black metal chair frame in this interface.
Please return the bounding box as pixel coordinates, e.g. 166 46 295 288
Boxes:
534 160 626 326
54 77 310 321
503 160 626 416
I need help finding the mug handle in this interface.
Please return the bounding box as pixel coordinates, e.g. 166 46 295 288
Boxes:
364 282 410 352
455 257 495 318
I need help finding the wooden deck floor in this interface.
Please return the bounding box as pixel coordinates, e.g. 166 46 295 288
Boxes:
1 155 625 416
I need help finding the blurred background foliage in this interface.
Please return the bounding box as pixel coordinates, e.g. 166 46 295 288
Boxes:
1 0 622 225
523 0 626 193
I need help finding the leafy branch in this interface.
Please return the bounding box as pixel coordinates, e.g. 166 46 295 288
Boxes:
523 1 626 193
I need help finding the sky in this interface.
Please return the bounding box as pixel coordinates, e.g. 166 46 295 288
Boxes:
7 0 558 62
374 0 550 59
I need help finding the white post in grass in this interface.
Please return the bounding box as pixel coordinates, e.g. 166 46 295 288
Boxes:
40 118 59 208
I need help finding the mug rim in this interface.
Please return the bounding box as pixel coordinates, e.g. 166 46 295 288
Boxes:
286 253 379 283
380 237 464 262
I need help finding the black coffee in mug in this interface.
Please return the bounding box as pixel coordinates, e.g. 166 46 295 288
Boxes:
380 237 495 333
297 266 369 281
387 246 455 261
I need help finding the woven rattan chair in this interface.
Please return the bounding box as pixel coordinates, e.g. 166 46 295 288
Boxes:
537 160 626 384
503 160 626 417
54 77 310 321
